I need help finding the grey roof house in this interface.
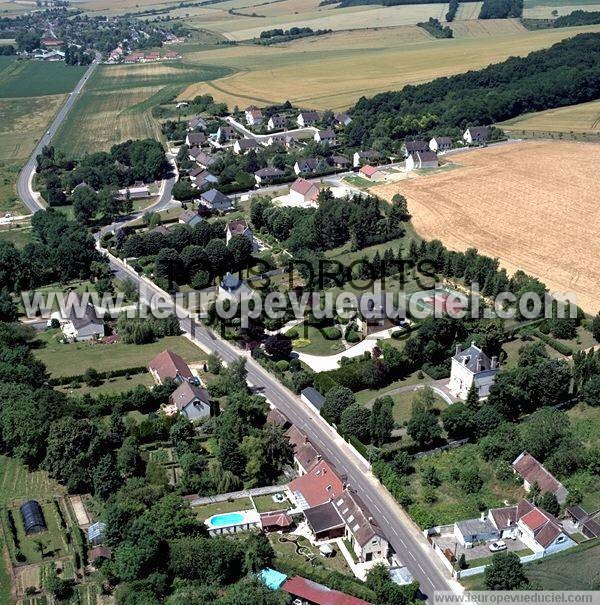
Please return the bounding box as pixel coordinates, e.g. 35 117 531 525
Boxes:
169 382 212 421
200 189 234 212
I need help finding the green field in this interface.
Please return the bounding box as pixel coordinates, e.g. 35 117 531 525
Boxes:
0 226 33 248
0 456 65 508
0 535 9 605
193 498 253 521
0 60 86 98
54 61 232 155
32 332 204 378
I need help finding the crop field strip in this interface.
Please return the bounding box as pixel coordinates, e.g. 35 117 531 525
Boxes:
178 23 600 110
373 140 600 314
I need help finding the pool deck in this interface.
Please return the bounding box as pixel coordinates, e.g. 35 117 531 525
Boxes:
205 508 261 535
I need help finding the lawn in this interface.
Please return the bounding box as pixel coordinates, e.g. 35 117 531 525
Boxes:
0 456 65 508
366 388 447 425
58 371 155 395
193 498 253 521
0 60 86 98
0 535 10 605
0 226 33 248
252 493 288 513
290 323 346 356
32 332 203 378
354 370 428 406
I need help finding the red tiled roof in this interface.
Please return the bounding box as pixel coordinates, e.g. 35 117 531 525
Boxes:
512 452 563 495
288 460 344 508
148 350 193 382
282 576 372 605
260 511 292 528
227 219 249 236
267 408 289 427
359 165 379 178
290 178 317 196
521 508 548 531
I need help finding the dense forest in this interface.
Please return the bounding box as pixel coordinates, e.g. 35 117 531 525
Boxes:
417 17 453 38
320 0 477 7
479 0 522 19
553 10 600 27
346 33 600 149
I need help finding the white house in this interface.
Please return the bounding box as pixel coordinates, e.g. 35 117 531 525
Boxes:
117 186 150 200
353 150 380 167
402 140 429 157
218 272 254 303
225 219 253 245
447 342 499 400
200 189 234 212
167 382 212 421
314 129 337 146
405 151 438 171
179 209 203 228
254 166 285 186
289 178 319 205
216 125 237 142
294 158 318 176
59 295 104 342
267 114 287 131
186 132 206 147
516 507 575 555
245 105 263 126
297 111 319 127
333 490 389 564
333 112 352 127
463 126 490 144
429 136 452 153
233 138 260 155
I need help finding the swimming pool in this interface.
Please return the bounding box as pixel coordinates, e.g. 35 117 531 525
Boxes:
208 512 245 528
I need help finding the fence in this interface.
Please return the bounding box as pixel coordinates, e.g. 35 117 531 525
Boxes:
414 438 469 459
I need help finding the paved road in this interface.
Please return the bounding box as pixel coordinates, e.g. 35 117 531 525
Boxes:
17 54 101 214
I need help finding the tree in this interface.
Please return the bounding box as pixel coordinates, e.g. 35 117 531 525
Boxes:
582 375 600 407
465 382 479 409
321 386 356 424
411 387 437 413
72 187 99 225
263 334 292 360
340 404 372 443
243 533 274 574
204 239 230 275
83 367 101 387
117 437 145 478
484 552 530 590
592 313 600 342
228 234 253 270
441 403 473 439
93 454 123 500
0 289 17 322
370 396 394 446
539 491 560 516
407 411 441 448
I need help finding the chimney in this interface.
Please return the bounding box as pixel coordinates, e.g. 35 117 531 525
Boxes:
471 340 476 348
491 356 498 369
480 511 486 521
455 344 461 356
317 454 322 462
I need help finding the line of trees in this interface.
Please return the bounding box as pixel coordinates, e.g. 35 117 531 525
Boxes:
479 0 522 18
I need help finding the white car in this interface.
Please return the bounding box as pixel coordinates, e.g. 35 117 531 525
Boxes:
488 540 507 552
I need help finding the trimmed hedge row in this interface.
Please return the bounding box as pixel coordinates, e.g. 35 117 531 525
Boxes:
49 366 148 386
533 330 574 356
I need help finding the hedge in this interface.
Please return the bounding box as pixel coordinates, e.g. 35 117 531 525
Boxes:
533 330 574 356
372 460 412 507
49 366 148 386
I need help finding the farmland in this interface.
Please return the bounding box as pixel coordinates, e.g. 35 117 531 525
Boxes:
372 140 600 314
0 456 65 507
178 23 600 110
498 99 600 134
53 61 231 155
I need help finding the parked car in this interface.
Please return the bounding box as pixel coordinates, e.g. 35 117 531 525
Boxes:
488 541 507 552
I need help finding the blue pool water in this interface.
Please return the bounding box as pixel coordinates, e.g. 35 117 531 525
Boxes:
259 568 287 590
208 512 245 527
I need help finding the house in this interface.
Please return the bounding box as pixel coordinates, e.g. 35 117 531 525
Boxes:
265 134 287 147
225 219 253 245
266 408 290 429
512 452 569 504
282 576 372 605
454 517 498 546
216 125 237 142
353 150 380 167
564 505 600 539
200 189 234 212
405 151 438 171
218 272 254 302
288 460 344 510
189 167 218 189
193 151 219 170
333 489 389 563
88 546 112 565
148 350 194 385
463 126 490 144
297 111 320 127
359 165 385 181
294 158 319 176
447 341 499 400
254 166 285 185
233 138 261 155
429 136 453 153
186 132 206 147
314 129 337 145
329 155 351 170
169 381 212 421
267 114 287 130
179 209 203 228
245 105 263 126
402 140 429 157
117 185 150 199
60 294 104 342
300 387 326 412
333 112 352 127
188 146 205 162
488 500 535 540
187 116 207 131
356 292 399 336
285 425 321 474
304 502 346 541
289 178 319 204
517 506 575 555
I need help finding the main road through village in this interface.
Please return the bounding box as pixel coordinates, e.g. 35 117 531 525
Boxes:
16 62 461 601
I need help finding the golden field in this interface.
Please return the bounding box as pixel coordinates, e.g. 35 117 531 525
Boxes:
178 23 600 110
498 99 600 134
373 141 600 314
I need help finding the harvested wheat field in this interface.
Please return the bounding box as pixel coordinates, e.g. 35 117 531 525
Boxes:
373 140 600 313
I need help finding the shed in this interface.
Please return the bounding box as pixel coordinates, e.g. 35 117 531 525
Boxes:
301 387 326 411
20 500 46 535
